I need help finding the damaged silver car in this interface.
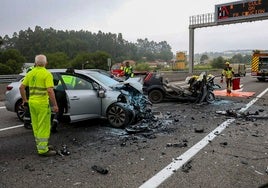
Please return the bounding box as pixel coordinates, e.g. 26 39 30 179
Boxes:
5 69 151 128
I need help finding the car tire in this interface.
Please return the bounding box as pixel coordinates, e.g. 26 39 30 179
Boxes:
107 103 131 128
15 100 25 122
206 91 215 104
148 90 164 103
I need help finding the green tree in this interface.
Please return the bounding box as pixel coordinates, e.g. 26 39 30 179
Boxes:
243 54 252 64
200 54 209 64
230 54 243 64
0 49 25 73
46 52 70 69
0 63 13 74
211 56 225 69
0 36 3 47
135 63 151 71
71 52 93 69
2 26 174 63
71 51 111 70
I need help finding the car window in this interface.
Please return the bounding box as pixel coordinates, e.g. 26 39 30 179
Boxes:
87 72 118 87
56 74 93 90
73 77 93 90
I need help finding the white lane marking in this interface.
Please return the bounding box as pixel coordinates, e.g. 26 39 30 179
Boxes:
140 88 268 188
0 124 24 132
0 106 6 109
238 88 268 113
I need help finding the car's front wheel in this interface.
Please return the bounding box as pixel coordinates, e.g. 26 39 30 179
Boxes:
107 104 131 128
148 89 164 103
15 100 25 122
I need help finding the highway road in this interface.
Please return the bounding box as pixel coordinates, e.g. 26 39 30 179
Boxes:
0 75 268 188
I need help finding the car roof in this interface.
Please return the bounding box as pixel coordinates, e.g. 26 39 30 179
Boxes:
20 68 101 75
19 68 119 88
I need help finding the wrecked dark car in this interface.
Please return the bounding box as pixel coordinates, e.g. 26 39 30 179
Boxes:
5 69 151 128
143 71 220 103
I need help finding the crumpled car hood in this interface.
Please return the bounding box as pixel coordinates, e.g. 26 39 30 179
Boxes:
112 77 143 93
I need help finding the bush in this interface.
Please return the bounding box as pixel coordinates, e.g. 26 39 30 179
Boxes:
0 63 13 75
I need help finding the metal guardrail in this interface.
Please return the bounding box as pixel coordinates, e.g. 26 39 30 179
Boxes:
0 75 19 83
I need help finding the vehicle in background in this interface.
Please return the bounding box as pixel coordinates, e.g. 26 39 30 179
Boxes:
110 62 148 78
5 69 150 128
232 64 246 77
110 63 124 77
251 50 268 81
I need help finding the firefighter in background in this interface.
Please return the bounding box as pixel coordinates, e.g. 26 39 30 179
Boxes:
123 61 134 80
221 62 234 93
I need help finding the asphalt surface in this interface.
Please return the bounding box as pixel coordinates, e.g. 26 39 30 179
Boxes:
0 75 268 188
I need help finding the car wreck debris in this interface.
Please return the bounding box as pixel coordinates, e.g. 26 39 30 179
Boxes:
166 142 188 148
91 165 108 175
181 160 192 173
216 109 268 120
124 112 173 135
194 127 204 133
143 71 220 104
58 145 70 156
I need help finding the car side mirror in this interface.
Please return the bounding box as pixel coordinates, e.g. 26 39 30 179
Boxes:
92 82 99 90
98 90 105 98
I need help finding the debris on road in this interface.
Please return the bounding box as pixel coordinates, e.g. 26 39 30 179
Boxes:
216 109 268 121
181 160 192 173
91 165 109 175
220 142 228 147
194 127 204 133
166 141 188 148
57 145 71 156
124 111 174 136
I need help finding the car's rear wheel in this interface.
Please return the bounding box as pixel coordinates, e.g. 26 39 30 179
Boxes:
107 104 131 128
148 90 164 103
15 100 25 122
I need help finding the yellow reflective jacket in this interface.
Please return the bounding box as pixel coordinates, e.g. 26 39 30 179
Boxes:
22 67 54 104
222 67 234 79
123 66 134 77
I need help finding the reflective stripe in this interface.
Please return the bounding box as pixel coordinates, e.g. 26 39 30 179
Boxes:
29 86 47 96
36 137 48 142
37 145 47 150
30 91 47 96
36 137 49 153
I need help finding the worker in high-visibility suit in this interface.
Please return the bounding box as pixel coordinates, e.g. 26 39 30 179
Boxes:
221 62 234 93
19 54 58 157
123 61 134 80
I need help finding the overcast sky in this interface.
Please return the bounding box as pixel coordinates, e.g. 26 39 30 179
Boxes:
1 0 268 54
